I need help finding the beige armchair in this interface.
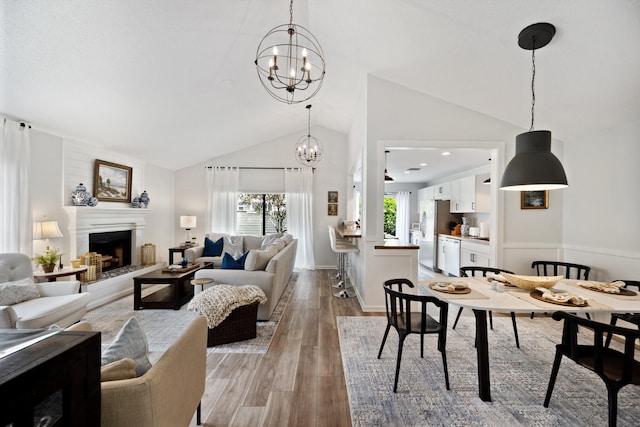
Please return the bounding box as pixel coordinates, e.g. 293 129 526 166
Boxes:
70 316 208 426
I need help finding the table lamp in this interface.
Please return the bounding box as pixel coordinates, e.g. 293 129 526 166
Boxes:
33 220 64 268
180 215 197 243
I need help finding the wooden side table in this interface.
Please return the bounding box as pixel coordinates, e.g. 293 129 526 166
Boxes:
33 266 88 283
191 278 213 295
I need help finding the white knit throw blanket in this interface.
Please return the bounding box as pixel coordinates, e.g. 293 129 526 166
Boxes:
187 284 267 328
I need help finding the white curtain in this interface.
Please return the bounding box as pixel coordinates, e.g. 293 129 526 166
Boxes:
285 168 315 270
396 191 411 245
0 118 32 254
205 167 239 234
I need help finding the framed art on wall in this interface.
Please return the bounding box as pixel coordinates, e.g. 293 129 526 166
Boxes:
94 159 133 202
521 190 549 209
328 191 338 204
328 203 338 216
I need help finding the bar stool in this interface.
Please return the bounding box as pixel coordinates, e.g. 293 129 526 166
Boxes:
331 225 352 281
328 226 359 298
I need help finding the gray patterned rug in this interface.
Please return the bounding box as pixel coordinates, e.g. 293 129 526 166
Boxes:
82 273 296 355
338 314 640 426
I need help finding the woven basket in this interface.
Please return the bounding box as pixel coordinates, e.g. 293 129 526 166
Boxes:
207 301 259 346
501 272 564 291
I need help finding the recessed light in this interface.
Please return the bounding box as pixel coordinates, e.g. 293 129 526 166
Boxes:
420 163 427 166
404 170 410 174
441 151 451 156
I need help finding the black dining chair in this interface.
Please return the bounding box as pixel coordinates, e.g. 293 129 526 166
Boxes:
453 267 520 348
604 280 640 348
544 311 640 427
530 261 591 319
377 278 450 392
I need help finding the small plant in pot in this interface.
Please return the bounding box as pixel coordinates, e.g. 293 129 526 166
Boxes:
32 249 62 273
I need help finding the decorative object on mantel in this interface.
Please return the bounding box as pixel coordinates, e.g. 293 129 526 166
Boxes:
94 159 133 203
131 197 140 208
139 190 150 207
295 104 322 166
500 22 568 191
71 183 92 206
254 0 326 104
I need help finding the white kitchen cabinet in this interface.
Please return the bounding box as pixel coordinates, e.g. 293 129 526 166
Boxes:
418 186 434 201
437 235 460 276
460 240 490 268
433 182 450 200
450 176 475 212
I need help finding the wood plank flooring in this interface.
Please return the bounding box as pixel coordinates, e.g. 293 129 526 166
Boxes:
195 269 381 427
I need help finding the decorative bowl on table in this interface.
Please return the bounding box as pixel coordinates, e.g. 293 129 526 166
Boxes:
500 273 564 291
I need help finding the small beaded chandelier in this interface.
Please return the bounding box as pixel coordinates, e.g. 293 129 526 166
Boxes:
255 0 326 104
295 105 322 167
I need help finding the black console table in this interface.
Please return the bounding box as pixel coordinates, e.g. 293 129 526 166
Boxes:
0 329 101 426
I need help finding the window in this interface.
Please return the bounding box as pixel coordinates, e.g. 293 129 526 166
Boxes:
384 195 397 237
236 194 287 235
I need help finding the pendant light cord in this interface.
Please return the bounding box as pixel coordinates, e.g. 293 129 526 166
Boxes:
529 44 536 132
307 104 311 137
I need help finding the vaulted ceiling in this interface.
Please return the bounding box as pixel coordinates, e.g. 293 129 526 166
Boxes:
2 1 639 173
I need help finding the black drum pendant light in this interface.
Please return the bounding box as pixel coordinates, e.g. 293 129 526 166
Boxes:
500 23 568 191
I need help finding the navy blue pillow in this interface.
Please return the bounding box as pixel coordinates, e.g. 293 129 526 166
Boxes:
203 237 223 257
220 252 248 270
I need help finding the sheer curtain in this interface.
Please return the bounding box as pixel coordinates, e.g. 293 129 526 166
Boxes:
205 167 239 234
285 168 315 270
396 191 411 245
0 118 31 254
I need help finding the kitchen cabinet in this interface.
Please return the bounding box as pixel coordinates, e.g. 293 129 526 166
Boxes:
460 240 490 268
450 175 490 213
433 182 450 200
418 186 434 202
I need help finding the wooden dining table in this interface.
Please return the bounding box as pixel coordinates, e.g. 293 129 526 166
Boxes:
419 277 640 402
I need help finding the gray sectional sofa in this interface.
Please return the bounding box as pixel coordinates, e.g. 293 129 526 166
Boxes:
185 233 297 320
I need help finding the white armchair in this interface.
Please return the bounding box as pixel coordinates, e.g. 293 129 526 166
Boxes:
0 253 89 329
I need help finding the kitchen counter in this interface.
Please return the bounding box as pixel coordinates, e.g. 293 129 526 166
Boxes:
439 234 490 245
335 226 362 238
374 239 419 249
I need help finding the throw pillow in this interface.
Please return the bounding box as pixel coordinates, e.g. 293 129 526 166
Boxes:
101 317 152 377
271 238 286 252
281 233 293 245
245 245 279 271
101 358 137 382
203 236 224 257
0 278 41 306
261 233 283 250
223 236 244 258
220 252 249 270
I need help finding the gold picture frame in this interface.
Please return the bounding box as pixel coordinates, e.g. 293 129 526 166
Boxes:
328 191 338 204
328 203 338 216
94 159 133 203
521 190 549 209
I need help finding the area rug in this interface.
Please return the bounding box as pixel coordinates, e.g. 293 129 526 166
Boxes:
82 273 297 354
338 314 640 427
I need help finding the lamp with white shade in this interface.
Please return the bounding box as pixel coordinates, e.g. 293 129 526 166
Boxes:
33 220 64 269
180 216 197 244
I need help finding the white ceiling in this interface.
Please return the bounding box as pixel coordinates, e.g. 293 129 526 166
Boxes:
2 1 639 176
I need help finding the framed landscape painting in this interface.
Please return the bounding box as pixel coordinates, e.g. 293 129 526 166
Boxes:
94 159 133 202
521 190 548 209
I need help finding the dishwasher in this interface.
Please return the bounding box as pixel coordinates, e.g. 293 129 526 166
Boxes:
443 237 461 277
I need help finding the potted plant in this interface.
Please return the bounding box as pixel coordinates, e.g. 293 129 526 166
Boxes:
32 249 62 273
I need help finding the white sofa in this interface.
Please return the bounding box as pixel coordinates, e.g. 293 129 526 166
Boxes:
0 253 89 329
185 233 297 320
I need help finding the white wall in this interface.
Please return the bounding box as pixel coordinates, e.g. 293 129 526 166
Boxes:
30 129 175 265
560 120 640 280
173 125 349 268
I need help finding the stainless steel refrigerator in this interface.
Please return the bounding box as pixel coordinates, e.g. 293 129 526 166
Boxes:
418 199 461 271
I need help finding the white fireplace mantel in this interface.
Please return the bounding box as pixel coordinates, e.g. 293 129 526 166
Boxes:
63 207 151 263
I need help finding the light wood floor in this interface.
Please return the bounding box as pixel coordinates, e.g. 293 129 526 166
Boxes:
195 269 382 427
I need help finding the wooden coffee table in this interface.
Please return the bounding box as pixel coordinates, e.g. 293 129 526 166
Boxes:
133 262 212 310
